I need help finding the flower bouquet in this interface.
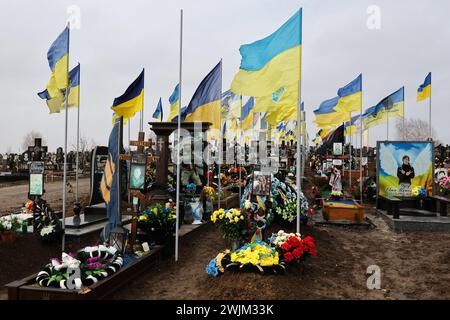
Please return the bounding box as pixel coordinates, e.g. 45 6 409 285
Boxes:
33 199 62 243
211 208 248 247
269 230 317 264
206 241 284 276
0 214 21 243
135 201 176 244
36 245 123 289
411 186 427 197
329 191 344 201
438 176 450 195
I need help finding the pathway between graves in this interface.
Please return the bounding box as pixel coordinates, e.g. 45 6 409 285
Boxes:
0 177 90 214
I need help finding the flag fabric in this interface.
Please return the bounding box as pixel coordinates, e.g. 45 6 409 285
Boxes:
344 115 360 136
417 72 431 102
153 97 163 120
46 27 69 95
313 97 347 128
231 10 302 97
222 90 242 120
111 69 144 121
315 124 345 156
336 74 362 114
38 63 79 113
255 83 298 126
167 84 180 121
241 97 255 131
100 118 121 238
184 61 222 132
363 87 405 130
362 106 384 130
65 64 80 109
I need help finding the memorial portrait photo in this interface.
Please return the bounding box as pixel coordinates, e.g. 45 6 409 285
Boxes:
377 141 433 197
129 163 146 190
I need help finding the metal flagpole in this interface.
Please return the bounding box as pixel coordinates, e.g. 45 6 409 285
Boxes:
238 96 243 201
218 59 223 211
175 9 183 262
62 22 70 252
402 86 405 140
359 75 363 204
348 112 352 190
386 107 389 140
429 74 432 140
296 9 302 234
75 62 80 202
140 70 145 132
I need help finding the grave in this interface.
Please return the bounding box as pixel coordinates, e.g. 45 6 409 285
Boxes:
64 146 110 232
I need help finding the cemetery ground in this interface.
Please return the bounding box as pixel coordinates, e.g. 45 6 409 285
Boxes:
0 176 90 213
110 207 450 300
1 206 449 300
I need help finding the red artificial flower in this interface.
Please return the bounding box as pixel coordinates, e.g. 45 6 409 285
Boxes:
309 247 317 256
284 252 294 263
287 236 301 247
281 242 291 251
292 247 304 259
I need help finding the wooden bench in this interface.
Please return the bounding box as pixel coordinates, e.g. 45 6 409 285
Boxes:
430 196 449 217
378 195 401 219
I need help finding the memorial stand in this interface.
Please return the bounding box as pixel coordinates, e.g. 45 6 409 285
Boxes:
120 131 158 246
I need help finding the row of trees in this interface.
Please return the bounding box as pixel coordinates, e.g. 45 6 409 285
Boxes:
20 130 97 154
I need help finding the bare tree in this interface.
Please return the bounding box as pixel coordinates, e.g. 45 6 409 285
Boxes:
21 131 46 152
70 134 94 153
396 118 439 142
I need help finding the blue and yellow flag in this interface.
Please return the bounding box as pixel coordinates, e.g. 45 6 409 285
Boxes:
111 69 144 120
336 74 362 114
313 97 347 129
167 84 180 122
241 97 255 131
100 118 121 238
153 97 163 121
417 72 431 102
46 27 69 95
38 63 79 113
344 115 360 136
364 87 405 130
222 90 242 120
231 9 302 97
184 61 222 131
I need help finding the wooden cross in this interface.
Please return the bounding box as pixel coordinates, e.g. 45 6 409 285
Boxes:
119 131 159 246
28 138 48 161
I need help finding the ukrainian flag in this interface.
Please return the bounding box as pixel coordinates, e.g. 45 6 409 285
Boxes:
344 115 360 136
362 106 384 130
184 61 222 132
314 97 347 128
167 84 180 122
222 90 242 121
64 63 80 109
38 63 79 113
336 74 362 114
152 97 163 121
240 97 255 131
255 83 298 126
417 73 431 102
46 27 69 96
101 118 121 237
231 9 302 97
111 69 144 121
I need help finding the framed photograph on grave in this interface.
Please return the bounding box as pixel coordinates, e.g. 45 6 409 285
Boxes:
129 153 147 191
251 171 271 197
29 161 44 196
333 143 343 156
332 159 343 166
377 141 434 198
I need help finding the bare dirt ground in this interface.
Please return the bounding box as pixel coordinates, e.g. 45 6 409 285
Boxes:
0 177 90 214
113 207 450 300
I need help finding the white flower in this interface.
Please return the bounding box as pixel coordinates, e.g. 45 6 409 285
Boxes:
40 225 55 237
244 200 251 210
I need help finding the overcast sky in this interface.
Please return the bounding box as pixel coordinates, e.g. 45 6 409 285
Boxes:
0 0 449 154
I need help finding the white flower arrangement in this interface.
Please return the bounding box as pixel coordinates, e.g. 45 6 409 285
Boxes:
270 230 302 247
40 225 56 237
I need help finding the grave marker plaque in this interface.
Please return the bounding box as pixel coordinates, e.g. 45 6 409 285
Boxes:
29 161 45 197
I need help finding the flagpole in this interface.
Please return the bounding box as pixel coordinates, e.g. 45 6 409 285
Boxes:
239 96 243 202
218 59 223 211
348 112 352 191
62 22 70 252
296 9 302 234
402 86 406 141
359 75 363 204
75 62 80 202
175 9 183 262
386 106 389 140
429 74 432 140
